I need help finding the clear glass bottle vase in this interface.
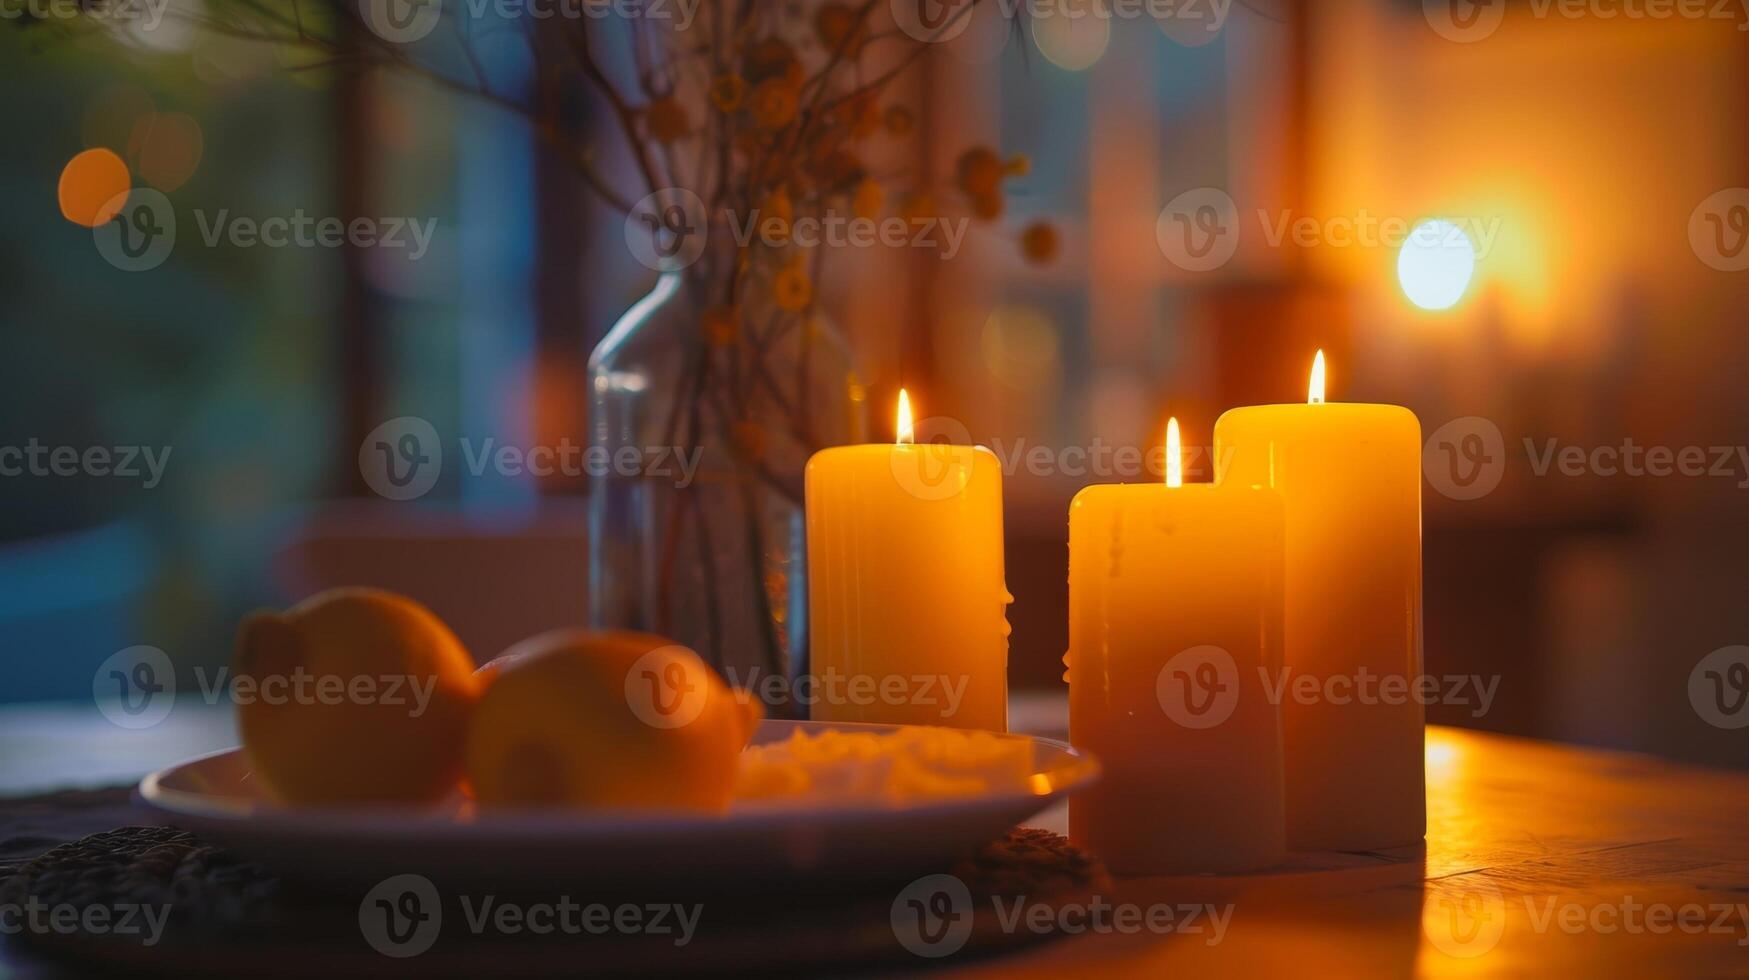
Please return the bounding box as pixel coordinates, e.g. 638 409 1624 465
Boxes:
586 253 866 716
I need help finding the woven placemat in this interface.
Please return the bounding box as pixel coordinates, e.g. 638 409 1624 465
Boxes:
0 824 1110 976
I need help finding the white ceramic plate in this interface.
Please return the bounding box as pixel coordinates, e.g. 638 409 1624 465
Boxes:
136 719 1099 887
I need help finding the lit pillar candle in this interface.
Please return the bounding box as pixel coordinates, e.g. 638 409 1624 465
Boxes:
1214 352 1425 851
804 391 1010 731
1068 419 1287 874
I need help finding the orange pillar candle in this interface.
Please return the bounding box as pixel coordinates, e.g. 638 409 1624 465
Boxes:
1214 352 1425 850
804 391 1010 731
1068 419 1287 874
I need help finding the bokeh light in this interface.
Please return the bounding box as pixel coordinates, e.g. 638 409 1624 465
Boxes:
128 112 203 192
58 148 131 228
1397 218 1476 311
1030 0 1111 72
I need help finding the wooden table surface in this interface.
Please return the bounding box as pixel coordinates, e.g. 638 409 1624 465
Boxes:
1 701 1746 977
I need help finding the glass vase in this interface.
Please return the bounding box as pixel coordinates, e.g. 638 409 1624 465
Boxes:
586 253 866 716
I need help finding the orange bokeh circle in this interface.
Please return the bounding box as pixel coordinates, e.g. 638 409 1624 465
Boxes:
58 148 131 228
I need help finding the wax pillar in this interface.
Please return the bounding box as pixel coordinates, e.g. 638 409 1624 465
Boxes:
1068 422 1287 873
1214 372 1424 850
804 398 1009 731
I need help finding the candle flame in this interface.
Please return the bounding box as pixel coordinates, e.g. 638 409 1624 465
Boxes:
1165 417 1183 488
1308 349 1327 405
896 388 914 445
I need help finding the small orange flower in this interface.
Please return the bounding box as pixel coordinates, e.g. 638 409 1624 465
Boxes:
709 74 747 113
646 98 690 143
703 305 739 346
773 264 813 312
956 146 1004 199
1020 221 1060 265
751 80 799 130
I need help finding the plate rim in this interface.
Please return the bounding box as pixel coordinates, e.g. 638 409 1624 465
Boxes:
136 719 1101 838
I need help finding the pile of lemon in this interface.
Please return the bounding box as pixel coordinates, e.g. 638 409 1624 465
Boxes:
232 588 761 812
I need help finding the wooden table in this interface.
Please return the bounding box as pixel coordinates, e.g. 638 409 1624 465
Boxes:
2 702 1745 977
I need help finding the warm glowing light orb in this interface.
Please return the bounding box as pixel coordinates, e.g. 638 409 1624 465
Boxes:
896 388 915 445
58 148 131 228
1030 0 1111 71
1397 219 1476 311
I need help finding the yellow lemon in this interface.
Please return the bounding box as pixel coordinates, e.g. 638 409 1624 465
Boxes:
466 630 762 812
234 588 479 806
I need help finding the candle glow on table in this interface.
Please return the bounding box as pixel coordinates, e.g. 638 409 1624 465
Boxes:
803 391 1010 731
1068 417 1287 874
1214 352 1425 850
